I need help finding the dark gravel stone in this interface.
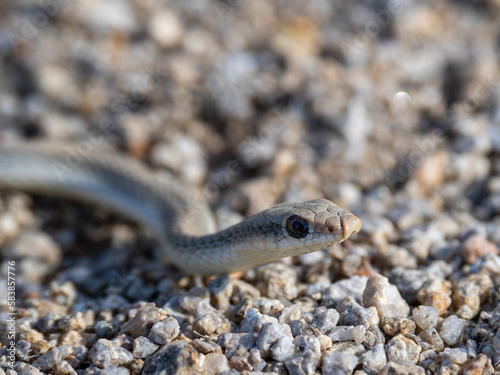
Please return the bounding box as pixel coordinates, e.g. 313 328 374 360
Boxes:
142 341 204 375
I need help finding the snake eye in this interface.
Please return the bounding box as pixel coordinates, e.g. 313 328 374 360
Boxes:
286 215 309 239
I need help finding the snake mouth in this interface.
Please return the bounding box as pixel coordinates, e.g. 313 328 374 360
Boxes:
340 214 362 240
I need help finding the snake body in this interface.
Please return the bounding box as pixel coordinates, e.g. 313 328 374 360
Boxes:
0 143 361 275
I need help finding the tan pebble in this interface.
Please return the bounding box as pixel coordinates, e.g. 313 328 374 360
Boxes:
382 317 416 336
121 114 153 157
462 354 494 375
240 177 282 215
20 328 44 344
272 17 319 65
148 11 184 49
31 340 51 356
453 274 493 319
119 303 169 338
59 331 84 348
395 5 445 40
411 151 448 195
37 64 79 104
385 334 421 365
272 149 297 177
130 358 144 375
0 212 20 243
363 274 410 321
318 334 333 351
193 314 218 336
417 279 452 315
460 234 499 265
202 353 231 375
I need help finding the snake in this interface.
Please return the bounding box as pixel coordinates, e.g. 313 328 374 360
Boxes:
0 142 361 275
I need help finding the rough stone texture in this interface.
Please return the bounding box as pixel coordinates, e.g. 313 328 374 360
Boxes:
313 308 340 335
257 263 298 300
461 354 494 375
119 304 169 338
240 308 278 333
428 353 461 375
202 353 231 375
453 274 493 319
191 339 221 355
382 317 416 336
99 365 130 375
417 279 453 315
31 345 72 371
360 343 387 375
322 351 358 375
439 315 465 346
256 322 294 358
88 339 133 368
363 274 410 321
142 341 204 375
132 337 159 359
329 326 366 344
379 362 426 375
148 317 180 345
385 335 421 365
321 276 367 303
412 305 439 330
17 365 43 375
284 348 319 375
338 298 379 328
443 347 467 364
418 327 444 352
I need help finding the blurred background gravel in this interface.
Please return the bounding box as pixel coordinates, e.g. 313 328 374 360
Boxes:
0 0 500 374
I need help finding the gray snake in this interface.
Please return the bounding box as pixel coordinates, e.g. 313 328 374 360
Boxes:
0 143 361 275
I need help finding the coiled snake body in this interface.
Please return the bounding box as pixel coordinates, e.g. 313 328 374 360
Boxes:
0 143 361 275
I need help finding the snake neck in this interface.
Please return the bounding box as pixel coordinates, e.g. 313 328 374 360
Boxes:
161 217 275 275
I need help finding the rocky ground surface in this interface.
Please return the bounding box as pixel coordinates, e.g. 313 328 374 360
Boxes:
1 0 500 374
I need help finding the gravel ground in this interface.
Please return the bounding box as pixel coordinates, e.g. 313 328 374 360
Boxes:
1 0 500 374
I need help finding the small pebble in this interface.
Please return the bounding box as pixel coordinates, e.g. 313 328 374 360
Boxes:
119 304 169 338
88 339 133 368
257 263 298 300
322 351 358 375
142 341 203 375
338 298 379 328
363 274 410 320
148 11 184 50
439 315 465 346
313 308 340 335
4 231 62 283
460 234 499 264
255 322 293 359
148 318 180 345
284 348 319 375
382 316 416 336
360 343 387 375
412 305 439 330
418 327 444 352
329 326 366 344
385 334 421 365
443 347 468 364
453 274 493 319
417 279 453 315
132 337 159 359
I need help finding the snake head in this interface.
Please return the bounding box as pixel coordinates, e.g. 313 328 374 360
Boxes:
259 198 361 256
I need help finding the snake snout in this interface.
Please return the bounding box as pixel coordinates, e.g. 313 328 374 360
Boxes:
340 214 362 240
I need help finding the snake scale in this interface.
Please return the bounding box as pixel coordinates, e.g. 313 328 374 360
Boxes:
0 143 361 275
